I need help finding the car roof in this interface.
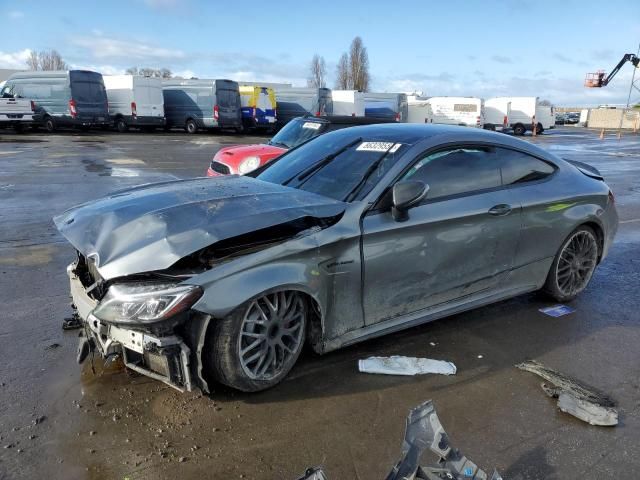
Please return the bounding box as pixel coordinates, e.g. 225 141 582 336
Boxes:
297 115 395 126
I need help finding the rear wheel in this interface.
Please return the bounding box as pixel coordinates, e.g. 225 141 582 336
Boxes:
44 116 56 133
536 123 544 134
513 123 526 136
185 119 197 134
543 226 599 302
207 290 307 392
115 118 128 133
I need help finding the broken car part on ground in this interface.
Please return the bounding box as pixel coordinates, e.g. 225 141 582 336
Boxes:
55 124 618 392
517 360 618 426
297 400 502 480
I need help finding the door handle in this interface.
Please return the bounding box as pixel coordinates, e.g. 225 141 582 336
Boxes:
488 204 512 216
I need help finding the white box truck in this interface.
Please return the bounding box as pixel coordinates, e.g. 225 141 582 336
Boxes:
330 90 364 117
427 97 484 128
407 98 433 123
488 97 554 135
484 98 511 132
103 75 165 132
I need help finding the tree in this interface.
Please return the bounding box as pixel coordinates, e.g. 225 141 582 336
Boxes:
539 99 553 106
27 50 68 71
125 67 139 75
307 54 326 88
349 36 370 91
159 68 172 79
335 53 350 90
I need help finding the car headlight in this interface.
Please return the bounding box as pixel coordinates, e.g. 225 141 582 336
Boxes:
238 156 261 174
92 283 203 324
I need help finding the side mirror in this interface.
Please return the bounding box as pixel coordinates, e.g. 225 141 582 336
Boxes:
391 180 429 222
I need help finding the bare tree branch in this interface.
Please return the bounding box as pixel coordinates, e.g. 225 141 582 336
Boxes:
307 54 326 88
335 53 350 90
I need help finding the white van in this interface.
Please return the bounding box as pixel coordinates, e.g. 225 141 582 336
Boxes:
330 90 364 117
104 75 165 132
484 98 511 132
488 97 554 135
407 98 433 124
427 97 484 128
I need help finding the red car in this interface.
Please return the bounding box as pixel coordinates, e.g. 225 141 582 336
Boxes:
207 115 389 176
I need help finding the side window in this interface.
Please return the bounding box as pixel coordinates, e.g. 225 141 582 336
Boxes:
402 147 502 201
498 148 556 185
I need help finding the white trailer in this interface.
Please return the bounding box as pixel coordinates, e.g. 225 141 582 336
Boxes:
488 97 555 135
484 98 511 132
330 90 364 117
407 98 433 124
103 75 165 132
426 97 484 128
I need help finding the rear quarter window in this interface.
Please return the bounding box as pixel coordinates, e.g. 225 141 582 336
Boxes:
498 148 556 185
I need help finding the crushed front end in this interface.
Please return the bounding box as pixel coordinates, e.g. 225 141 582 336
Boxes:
68 252 210 393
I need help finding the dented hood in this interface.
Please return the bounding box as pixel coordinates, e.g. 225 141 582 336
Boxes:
54 176 345 280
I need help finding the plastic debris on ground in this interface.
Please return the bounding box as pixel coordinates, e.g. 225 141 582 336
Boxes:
516 359 618 426
539 304 575 317
358 356 456 376
295 400 502 480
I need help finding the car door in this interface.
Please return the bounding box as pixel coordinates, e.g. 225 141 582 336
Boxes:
361 146 522 325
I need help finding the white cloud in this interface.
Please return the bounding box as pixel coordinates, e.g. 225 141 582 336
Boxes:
71 35 186 63
172 69 196 79
9 11 24 19
70 64 126 75
0 49 31 69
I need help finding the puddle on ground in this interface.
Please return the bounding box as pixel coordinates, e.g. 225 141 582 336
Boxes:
82 158 112 176
0 244 57 266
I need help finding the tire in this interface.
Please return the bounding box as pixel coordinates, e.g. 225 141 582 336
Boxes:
536 123 544 134
43 116 56 133
207 290 307 392
543 226 599 302
513 123 526 136
185 119 197 134
115 118 128 133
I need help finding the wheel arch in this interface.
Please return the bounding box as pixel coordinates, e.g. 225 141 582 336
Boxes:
580 220 605 263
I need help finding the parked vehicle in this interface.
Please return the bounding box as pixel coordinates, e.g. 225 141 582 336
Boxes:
363 93 408 122
488 97 554 135
273 87 332 128
484 98 511 132
162 79 242 133
555 113 567 125
427 96 484 128
0 84 34 131
406 98 433 124
3 70 110 132
103 75 165 132
565 112 580 124
56 124 618 393
207 115 390 176
239 85 277 130
330 90 365 117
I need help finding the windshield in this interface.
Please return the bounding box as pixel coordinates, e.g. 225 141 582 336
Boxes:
258 129 406 201
268 118 327 149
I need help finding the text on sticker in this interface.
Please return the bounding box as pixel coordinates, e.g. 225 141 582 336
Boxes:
357 142 398 152
302 122 322 130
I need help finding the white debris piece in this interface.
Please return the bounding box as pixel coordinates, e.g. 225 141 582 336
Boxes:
358 356 457 376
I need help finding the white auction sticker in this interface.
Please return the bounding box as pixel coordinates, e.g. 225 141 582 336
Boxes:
302 122 322 130
357 142 402 152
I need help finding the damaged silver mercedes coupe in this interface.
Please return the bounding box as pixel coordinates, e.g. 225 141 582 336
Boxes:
55 124 618 392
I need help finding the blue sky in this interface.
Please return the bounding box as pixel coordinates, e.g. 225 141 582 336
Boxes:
1 0 639 105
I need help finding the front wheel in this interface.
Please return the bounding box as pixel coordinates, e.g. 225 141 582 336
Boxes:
44 116 56 133
207 291 307 392
543 226 599 302
115 118 128 133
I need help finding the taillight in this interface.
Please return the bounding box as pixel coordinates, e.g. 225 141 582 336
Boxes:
69 99 77 118
503 115 508 127
131 101 137 117
476 116 481 125
214 105 219 120
315 111 321 116
395 113 401 122
30 100 35 112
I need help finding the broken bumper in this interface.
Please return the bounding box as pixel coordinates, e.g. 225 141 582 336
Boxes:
68 264 195 392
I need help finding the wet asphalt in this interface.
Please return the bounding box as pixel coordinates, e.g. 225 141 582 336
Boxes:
0 126 639 480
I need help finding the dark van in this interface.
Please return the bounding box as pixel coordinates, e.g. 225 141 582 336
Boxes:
4 70 110 132
272 87 332 128
162 79 242 133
